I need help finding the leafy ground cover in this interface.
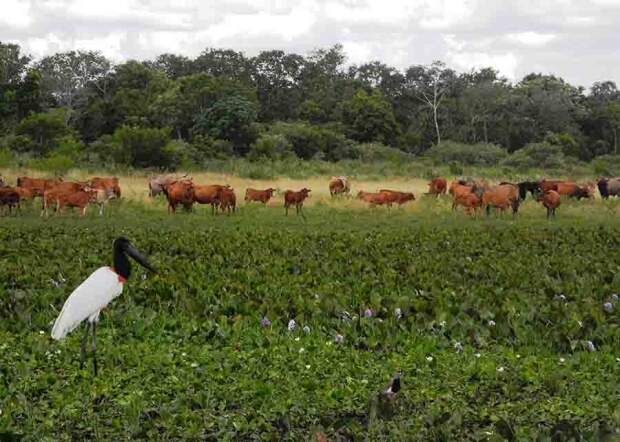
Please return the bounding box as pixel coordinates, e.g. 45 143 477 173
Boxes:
0 202 619 440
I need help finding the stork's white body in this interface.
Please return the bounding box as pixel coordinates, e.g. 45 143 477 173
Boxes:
51 267 124 340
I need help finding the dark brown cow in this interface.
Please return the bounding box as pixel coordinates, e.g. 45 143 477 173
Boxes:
284 188 311 215
0 187 20 215
164 180 195 213
193 184 230 214
16 176 63 197
537 190 561 218
329 176 350 197
90 176 121 198
245 188 275 204
218 188 236 215
427 177 447 196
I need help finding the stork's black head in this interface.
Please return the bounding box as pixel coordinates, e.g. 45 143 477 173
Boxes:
113 237 157 279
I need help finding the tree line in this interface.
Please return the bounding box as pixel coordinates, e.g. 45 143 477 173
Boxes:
1 42 619 172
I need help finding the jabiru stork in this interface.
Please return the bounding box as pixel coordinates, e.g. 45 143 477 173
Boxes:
51 237 156 375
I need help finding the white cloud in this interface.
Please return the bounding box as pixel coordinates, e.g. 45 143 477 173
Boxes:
418 0 476 30
448 51 519 80
506 32 557 47
1 0 32 28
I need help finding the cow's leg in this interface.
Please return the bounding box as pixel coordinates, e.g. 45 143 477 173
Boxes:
81 206 87 217
285 204 289 216
485 204 491 217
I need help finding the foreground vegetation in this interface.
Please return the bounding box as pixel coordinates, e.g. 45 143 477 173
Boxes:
1 201 619 440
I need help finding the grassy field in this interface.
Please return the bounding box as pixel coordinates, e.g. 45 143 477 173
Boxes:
1 172 620 441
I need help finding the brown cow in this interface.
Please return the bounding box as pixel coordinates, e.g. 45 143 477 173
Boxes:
329 176 350 197
16 176 63 197
284 188 311 215
0 187 20 215
164 180 195 213
53 189 99 217
218 188 236 215
149 174 189 197
453 192 480 216
90 176 121 198
245 188 275 204
554 181 592 200
193 184 230 214
481 184 520 216
537 190 561 218
379 189 416 206
427 177 447 196
539 179 562 193
451 184 474 210
357 191 391 207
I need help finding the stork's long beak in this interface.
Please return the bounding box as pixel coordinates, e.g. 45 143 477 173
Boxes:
125 243 157 273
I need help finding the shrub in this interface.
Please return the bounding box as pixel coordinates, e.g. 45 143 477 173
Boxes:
426 141 508 166
0 147 14 168
355 142 414 163
248 133 294 161
15 108 71 156
107 126 174 169
27 153 74 176
591 155 620 176
502 142 566 170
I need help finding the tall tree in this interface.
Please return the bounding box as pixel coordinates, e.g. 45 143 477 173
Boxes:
406 61 454 144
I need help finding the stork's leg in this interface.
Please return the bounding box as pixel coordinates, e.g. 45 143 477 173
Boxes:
92 321 98 376
80 322 91 369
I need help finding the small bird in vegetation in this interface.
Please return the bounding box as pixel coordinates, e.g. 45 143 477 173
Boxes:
384 370 402 396
51 237 156 375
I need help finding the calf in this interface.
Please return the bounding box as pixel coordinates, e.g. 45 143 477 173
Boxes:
481 184 520 216
379 189 416 206
357 191 391 207
0 187 20 215
193 184 229 214
427 177 447 196
56 190 98 217
537 190 561 218
329 176 350 196
454 192 480 216
245 188 275 204
218 188 236 215
284 188 311 215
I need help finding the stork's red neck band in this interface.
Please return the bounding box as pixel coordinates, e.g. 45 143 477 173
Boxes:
111 267 126 283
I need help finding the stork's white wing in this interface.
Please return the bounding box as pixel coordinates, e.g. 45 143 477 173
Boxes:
51 267 124 340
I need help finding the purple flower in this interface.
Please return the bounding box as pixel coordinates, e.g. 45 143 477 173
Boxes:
334 334 344 343
586 340 596 352
288 319 296 331
603 302 613 313
363 308 373 318
260 317 271 327
394 308 402 319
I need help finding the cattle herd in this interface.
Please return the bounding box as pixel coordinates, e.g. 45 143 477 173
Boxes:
0 173 616 219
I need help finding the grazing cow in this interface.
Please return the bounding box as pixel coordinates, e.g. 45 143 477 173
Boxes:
329 176 350 197
0 187 20 215
91 188 116 216
148 174 189 197
539 179 562 193
16 176 63 197
597 177 620 199
90 176 121 198
218 188 236 215
427 177 447 196
481 184 520 216
55 189 99 217
555 182 592 200
450 184 474 210
164 180 194 213
245 188 276 204
537 190 561 218
193 184 230 214
284 188 311 215
357 191 390 206
453 192 480 216
379 189 416 206
518 181 540 200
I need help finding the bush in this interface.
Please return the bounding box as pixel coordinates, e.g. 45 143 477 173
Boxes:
426 141 508 166
591 155 620 176
354 142 414 163
106 126 175 169
0 147 15 168
247 133 294 161
15 108 71 156
502 142 566 170
27 153 74 176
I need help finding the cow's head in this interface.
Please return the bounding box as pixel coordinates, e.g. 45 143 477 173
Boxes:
300 188 311 197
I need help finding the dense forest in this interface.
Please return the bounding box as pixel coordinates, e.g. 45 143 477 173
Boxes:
1 42 619 172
